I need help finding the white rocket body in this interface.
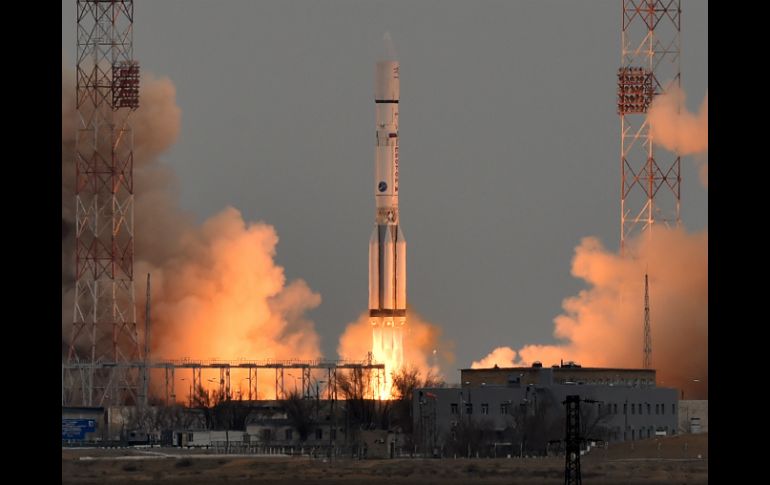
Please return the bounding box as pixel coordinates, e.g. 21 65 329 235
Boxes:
369 61 405 370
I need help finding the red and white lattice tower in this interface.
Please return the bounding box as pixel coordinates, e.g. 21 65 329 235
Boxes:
619 0 681 250
65 0 141 406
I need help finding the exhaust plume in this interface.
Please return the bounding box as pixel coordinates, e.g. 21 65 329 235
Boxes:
471 346 517 369
473 227 708 399
648 86 708 186
338 310 454 397
62 63 323 400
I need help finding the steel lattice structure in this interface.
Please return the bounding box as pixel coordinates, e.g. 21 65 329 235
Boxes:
65 0 141 407
619 0 681 250
564 395 582 485
62 359 386 406
643 273 652 369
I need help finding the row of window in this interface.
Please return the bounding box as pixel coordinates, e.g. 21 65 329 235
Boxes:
606 402 676 416
447 401 676 416
558 378 654 386
449 403 496 415
624 426 675 441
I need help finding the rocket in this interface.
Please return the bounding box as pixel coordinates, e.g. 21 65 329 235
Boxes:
369 60 406 370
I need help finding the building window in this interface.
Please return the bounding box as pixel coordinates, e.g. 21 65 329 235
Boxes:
661 404 665 415
614 403 618 414
623 403 627 415
285 429 293 440
672 403 676 414
655 404 659 415
631 404 635 415
262 429 271 441
481 403 489 415
451 403 458 415
316 428 323 440
631 429 635 440
500 403 510 415
465 403 473 415
646 403 651 415
331 429 337 440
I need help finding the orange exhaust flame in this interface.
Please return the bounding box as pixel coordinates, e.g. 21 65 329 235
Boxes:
338 310 453 399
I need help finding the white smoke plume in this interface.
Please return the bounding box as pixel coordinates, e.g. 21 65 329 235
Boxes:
648 86 708 186
473 227 708 399
471 346 517 369
62 63 323 398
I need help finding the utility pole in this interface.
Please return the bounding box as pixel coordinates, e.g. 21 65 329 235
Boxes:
562 395 605 485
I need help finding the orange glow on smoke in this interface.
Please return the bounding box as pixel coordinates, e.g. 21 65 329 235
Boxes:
338 310 453 399
65 68 325 401
472 227 708 398
647 86 709 186
137 208 324 400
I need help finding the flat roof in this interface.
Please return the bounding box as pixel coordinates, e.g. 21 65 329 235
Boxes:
460 367 654 372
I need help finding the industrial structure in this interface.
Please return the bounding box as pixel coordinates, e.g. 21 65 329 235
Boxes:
643 273 652 369
65 0 141 407
414 363 678 453
618 0 681 248
369 60 406 373
619 0 682 379
63 358 386 406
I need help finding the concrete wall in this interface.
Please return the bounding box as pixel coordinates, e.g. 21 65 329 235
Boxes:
245 422 342 446
678 400 708 434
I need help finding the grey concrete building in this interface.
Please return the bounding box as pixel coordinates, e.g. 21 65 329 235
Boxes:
678 400 707 434
414 364 678 454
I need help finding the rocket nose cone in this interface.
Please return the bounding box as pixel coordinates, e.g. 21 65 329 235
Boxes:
380 31 398 61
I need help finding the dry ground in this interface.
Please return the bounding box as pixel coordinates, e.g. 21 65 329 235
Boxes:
62 433 707 484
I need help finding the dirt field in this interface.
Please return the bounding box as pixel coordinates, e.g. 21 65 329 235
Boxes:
62 433 707 484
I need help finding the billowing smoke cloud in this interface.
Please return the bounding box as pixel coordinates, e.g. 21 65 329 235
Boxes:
648 86 708 186
473 227 708 398
472 85 709 398
338 310 454 383
471 346 517 369
62 64 323 398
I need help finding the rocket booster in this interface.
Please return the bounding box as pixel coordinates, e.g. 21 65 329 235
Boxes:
369 61 406 370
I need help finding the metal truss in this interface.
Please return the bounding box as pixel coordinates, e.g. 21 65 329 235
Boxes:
62 359 385 406
65 0 141 407
619 0 681 250
643 273 652 369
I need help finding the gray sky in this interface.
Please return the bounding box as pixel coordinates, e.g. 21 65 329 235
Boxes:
61 1 707 372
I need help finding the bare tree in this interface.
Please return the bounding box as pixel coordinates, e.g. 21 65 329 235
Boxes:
284 390 314 442
392 366 444 436
442 417 496 457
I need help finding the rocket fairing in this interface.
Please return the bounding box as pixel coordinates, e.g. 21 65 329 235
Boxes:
369 61 406 370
